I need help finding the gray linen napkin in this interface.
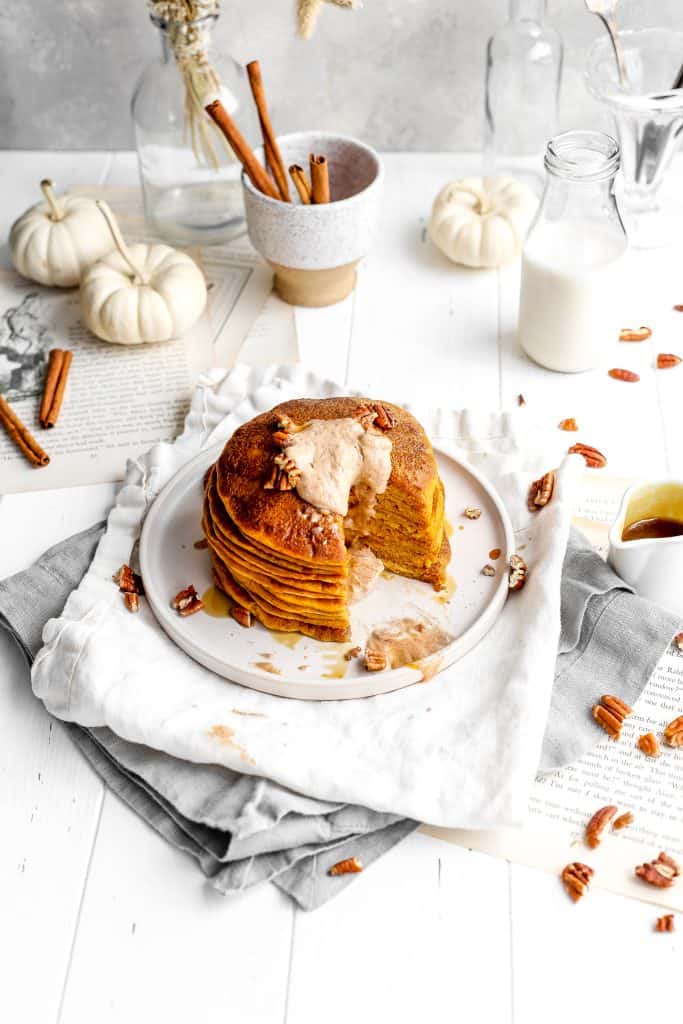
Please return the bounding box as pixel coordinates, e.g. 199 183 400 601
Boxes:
0 524 416 910
540 526 681 771
1 524 678 908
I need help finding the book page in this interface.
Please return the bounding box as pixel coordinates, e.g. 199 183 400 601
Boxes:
425 475 683 911
0 186 272 493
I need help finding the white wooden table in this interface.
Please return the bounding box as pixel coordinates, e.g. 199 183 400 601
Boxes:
2 151 682 1024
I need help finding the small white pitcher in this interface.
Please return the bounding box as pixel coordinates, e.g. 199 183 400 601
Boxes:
608 480 683 617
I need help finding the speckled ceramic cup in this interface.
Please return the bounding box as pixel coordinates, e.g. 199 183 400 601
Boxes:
242 132 384 307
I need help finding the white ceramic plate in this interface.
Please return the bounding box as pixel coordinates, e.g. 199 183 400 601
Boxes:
140 444 514 700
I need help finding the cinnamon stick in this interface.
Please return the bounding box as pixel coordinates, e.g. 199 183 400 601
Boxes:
39 348 72 428
204 100 280 200
246 60 290 202
310 154 330 204
289 164 312 205
0 395 50 467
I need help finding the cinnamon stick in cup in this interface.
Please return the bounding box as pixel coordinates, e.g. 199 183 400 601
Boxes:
205 99 280 200
310 154 330 204
289 164 312 205
39 348 72 428
246 60 290 202
0 395 50 467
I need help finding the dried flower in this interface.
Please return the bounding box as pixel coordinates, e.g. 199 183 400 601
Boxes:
297 0 357 39
147 1 229 169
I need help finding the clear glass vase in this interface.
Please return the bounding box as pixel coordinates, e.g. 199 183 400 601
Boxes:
132 11 257 245
484 0 563 188
586 28 683 249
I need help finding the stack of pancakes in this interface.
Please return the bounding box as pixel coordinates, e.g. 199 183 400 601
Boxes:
202 397 450 642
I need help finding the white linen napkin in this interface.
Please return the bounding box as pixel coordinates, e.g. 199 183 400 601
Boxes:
32 364 580 828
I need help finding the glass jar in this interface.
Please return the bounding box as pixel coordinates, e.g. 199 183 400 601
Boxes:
132 9 257 244
484 0 563 187
518 130 628 373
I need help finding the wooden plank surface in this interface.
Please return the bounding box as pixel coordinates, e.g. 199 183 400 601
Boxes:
2 150 680 1024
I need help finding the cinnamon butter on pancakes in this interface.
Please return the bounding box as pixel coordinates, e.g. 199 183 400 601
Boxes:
202 397 450 642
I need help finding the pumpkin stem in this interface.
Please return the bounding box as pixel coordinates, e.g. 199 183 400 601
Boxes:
40 179 65 222
95 201 150 285
455 185 492 216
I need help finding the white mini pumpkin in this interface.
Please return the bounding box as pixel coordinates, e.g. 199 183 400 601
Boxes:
9 180 115 287
429 176 537 269
80 202 207 345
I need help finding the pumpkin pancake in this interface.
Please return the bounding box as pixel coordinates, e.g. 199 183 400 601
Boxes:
202 397 450 642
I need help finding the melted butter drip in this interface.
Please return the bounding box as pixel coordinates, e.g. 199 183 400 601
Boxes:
201 586 232 617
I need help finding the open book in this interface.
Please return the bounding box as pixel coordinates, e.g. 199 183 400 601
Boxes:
0 186 277 493
426 473 683 913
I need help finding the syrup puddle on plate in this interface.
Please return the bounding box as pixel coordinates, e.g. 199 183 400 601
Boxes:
271 631 301 650
252 661 281 675
321 648 349 679
201 586 232 617
436 574 457 604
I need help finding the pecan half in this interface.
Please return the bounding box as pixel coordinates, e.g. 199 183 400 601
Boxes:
113 564 144 595
481 564 496 577
568 443 607 469
656 914 675 932
124 592 140 613
592 694 632 740
357 402 396 432
528 470 555 511
610 368 643 385
613 811 634 831
657 353 682 369
674 633 683 651
373 403 397 430
508 554 528 592
558 417 578 432
675 305 683 312
619 326 652 342
636 852 680 888
172 585 203 617
329 856 363 876
344 645 362 661
230 605 253 628
561 862 594 902
663 715 683 748
585 805 617 849
637 732 661 758
464 506 481 520
608 368 640 382
264 453 302 491
275 414 307 434
365 648 389 672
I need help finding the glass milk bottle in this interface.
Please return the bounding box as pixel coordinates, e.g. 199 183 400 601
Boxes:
518 130 628 373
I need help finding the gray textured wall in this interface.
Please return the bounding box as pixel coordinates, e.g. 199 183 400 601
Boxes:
1 0 680 151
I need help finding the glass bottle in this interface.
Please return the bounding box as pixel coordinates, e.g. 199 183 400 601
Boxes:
484 0 563 186
518 130 628 373
132 8 257 245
